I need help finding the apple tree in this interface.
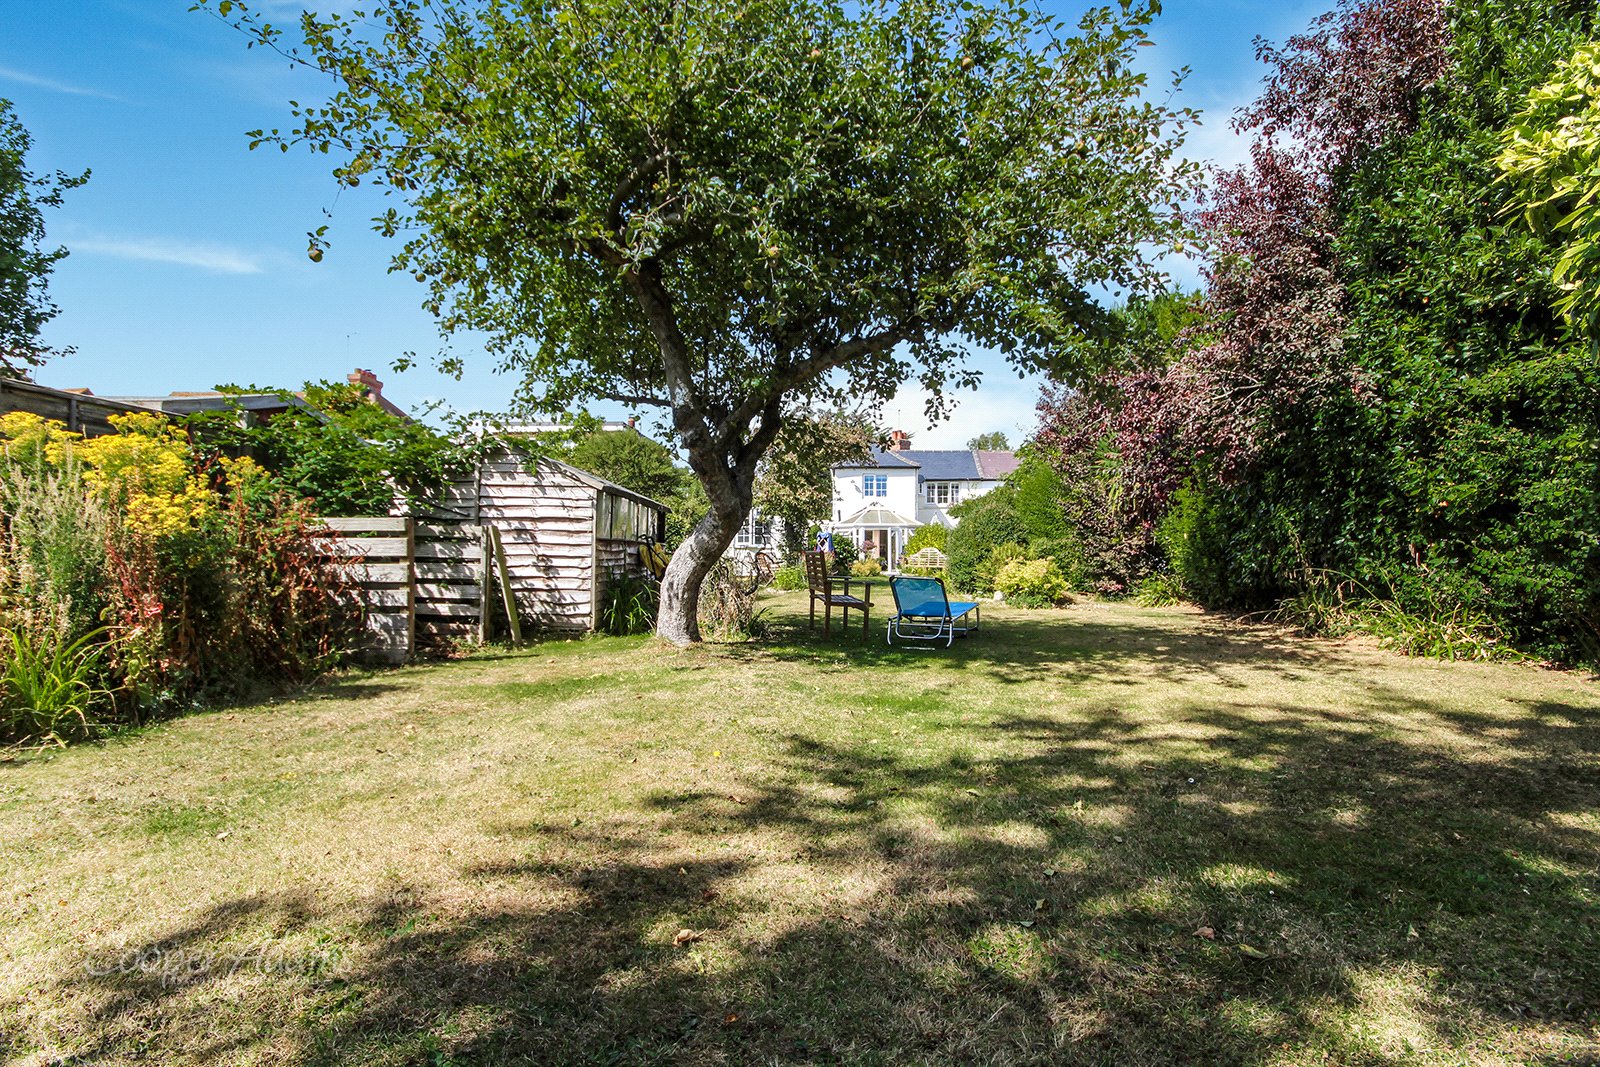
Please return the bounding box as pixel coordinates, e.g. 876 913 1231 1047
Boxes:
200 0 1198 643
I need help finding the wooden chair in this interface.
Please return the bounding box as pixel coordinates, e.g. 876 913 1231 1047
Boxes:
803 550 871 640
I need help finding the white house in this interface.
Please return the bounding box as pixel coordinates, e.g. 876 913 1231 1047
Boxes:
829 430 1018 565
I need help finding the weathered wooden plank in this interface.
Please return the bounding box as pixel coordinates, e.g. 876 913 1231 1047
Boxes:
498 531 592 543
479 476 589 496
498 544 593 559
416 522 482 540
414 561 482 582
414 540 476 560
488 525 523 644
476 510 591 525
477 496 592 509
316 516 410 533
337 562 412 584
417 620 478 637
323 536 411 559
415 600 482 618
501 563 591 577
356 587 411 610
477 523 492 645
415 582 482 601
499 536 594 549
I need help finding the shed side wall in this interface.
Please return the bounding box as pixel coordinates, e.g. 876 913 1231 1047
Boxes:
477 450 597 631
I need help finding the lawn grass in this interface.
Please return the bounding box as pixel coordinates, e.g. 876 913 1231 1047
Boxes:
1 594 1597 1065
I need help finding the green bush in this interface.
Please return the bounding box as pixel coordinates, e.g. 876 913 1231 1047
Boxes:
850 558 882 577
903 523 948 555
598 574 658 635
0 452 114 643
1134 570 1188 608
995 557 1071 607
0 413 360 736
1011 454 1080 568
829 538 859 575
1154 482 1293 608
772 564 806 590
664 480 709 551
947 489 1024 592
972 542 1027 597
182 381 463 516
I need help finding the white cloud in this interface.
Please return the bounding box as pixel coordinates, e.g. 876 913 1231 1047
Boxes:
70 235 264 275
1184 108 1254 175
0 65 122 101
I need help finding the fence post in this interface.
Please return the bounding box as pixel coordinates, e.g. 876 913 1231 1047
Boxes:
477 523 492 645
403 517 416 663
489 525 524 645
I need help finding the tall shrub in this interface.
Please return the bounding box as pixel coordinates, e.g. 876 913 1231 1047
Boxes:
947 488 1024 593
0 439 114 644
1038 0 1600 660
0 412 361 732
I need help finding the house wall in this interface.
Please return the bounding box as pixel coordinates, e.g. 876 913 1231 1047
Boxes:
832 465 921 523
832 466 1004 529
913 478 1002 527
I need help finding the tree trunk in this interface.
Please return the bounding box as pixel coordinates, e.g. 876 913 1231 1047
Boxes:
655 500 743 646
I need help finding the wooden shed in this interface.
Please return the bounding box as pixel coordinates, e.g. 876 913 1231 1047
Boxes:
419 443 668 637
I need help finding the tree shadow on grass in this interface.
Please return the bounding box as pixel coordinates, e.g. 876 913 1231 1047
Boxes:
743 599 1385 693
35 668 1600 1064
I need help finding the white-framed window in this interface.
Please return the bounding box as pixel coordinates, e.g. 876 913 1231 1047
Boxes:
863 473 888 497
734 509 770 548
925 481 962 506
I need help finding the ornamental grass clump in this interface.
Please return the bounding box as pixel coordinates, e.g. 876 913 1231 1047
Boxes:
698 560 763 641
0 626 112 746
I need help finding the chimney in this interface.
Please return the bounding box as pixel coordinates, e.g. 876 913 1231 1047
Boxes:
888 429 912 452
348 368 383 404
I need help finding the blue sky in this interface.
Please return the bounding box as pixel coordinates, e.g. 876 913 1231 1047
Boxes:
7 0 1327 447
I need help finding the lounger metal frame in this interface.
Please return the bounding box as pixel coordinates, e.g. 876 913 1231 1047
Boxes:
886 575 981 647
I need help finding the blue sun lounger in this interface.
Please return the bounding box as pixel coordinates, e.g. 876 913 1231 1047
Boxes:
886 575 980 647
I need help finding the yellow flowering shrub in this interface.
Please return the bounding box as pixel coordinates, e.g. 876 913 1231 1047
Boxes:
218 454 269 494
77 413 214 539
0 411 83 469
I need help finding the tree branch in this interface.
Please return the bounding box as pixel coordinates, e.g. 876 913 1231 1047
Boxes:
718 310 949 438
598 390 671 408
607 150 668 233
623 259 716 458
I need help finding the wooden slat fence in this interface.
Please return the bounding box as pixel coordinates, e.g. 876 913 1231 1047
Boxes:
317 516 500 663
414 521 491 651
319 516 415 665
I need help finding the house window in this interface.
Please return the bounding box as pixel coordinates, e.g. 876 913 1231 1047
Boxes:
863 474 888 498
925 481 961 506
735 509 770 548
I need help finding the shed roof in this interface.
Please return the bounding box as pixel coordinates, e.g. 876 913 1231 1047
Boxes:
552 456 670 513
